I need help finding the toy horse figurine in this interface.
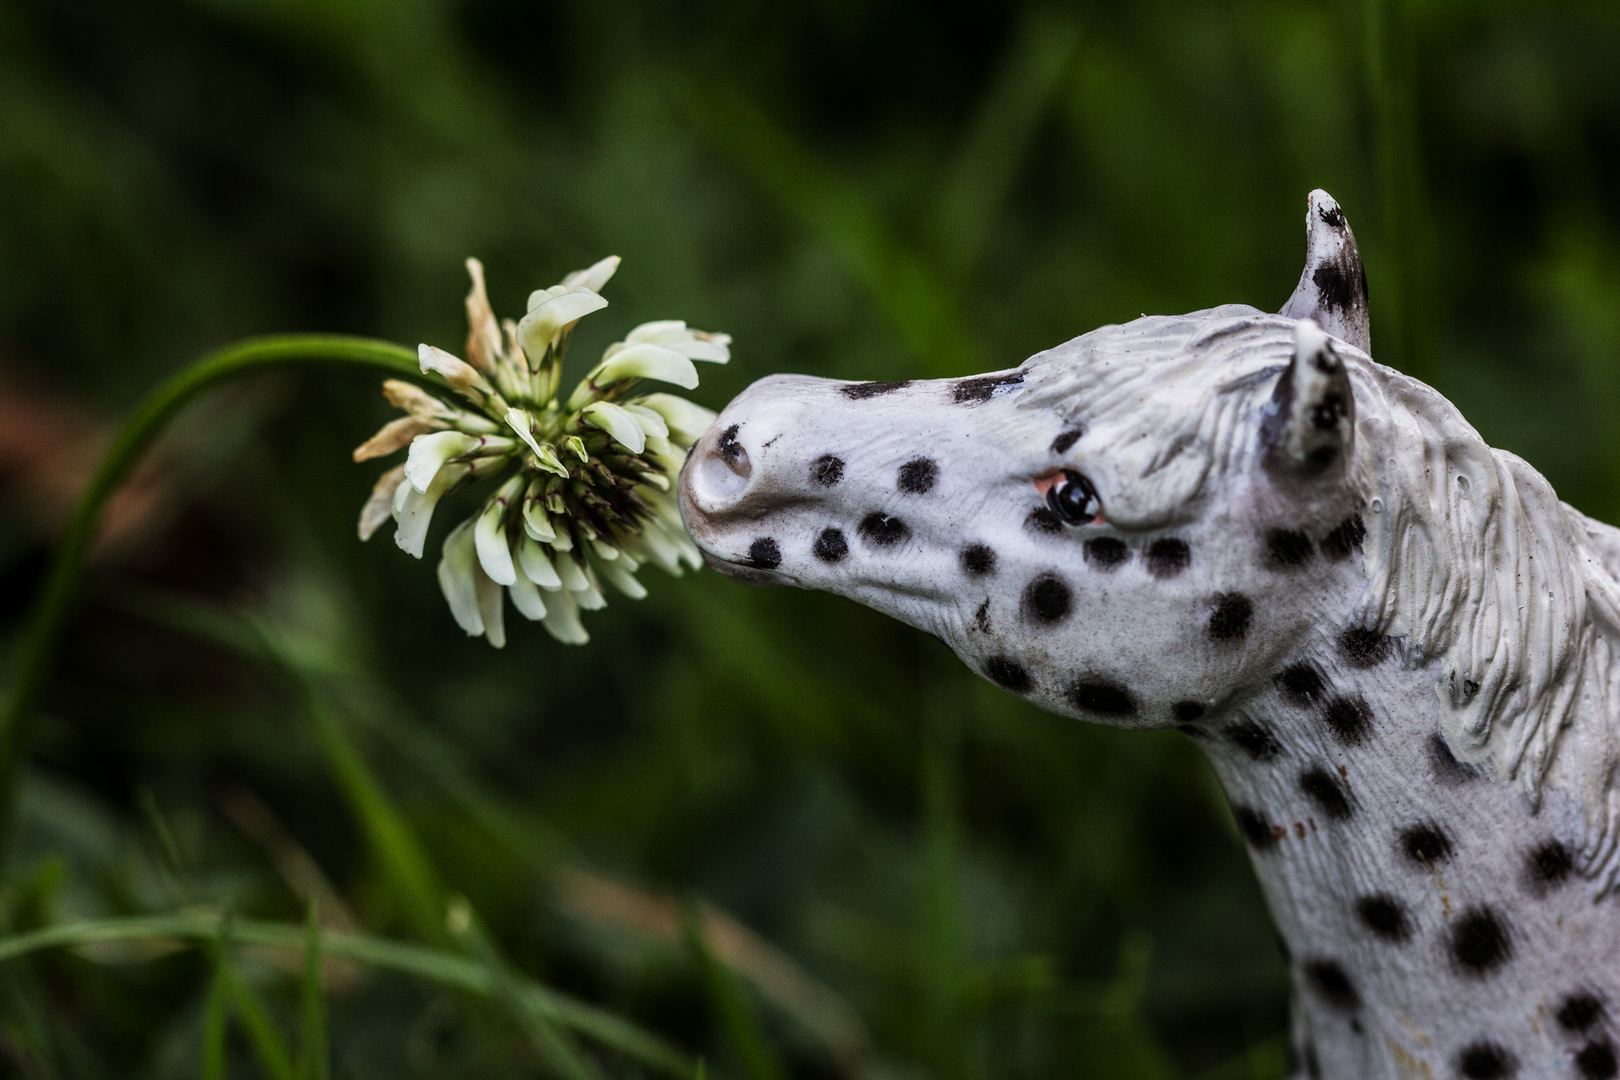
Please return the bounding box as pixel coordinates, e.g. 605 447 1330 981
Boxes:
679 192 1620 1080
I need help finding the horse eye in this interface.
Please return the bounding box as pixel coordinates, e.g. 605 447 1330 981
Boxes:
1046 469 1101 524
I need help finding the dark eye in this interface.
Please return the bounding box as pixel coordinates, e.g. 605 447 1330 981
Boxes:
1046 469 1101 524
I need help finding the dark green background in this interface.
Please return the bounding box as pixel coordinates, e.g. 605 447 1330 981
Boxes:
1 1 1618 1077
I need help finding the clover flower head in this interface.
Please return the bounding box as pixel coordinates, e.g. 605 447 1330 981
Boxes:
355 256 725 645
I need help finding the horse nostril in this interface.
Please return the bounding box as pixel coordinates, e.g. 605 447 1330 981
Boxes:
693 423 751 502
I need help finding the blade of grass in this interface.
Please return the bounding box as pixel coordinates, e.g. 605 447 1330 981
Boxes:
298 902 328 1080
680 78 977 377
0 914 695 1078
201 947 231 1080
226 966 298 1080
248 618 447 945
684 901 787 1080
447 896 610 1080
932 7 1082 272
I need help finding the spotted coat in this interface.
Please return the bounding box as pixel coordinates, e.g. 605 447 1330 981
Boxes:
679 192 1620 1080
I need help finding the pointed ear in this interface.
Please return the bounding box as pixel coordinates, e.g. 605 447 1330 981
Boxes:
1262 320 1354 479
1278 190 1370 354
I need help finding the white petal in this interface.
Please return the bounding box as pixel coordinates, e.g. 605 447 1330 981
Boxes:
618 403 668 440
505 408 547 460
475 565 506 648
595 557 648 600
553 554 589 592
562 255 620 293
636 394 717 445
474 498 517 586
522 487 556 541
669 336 730 363
358 465 407 541
564 435 589 462
534 443 570 478
508 573 547 620
354 416 437 462
436 520 484 636
517 291 609 365
405 431 478 492
589 537 620 561
383 379 458 421
540 589 589 645
580 402 646 454
587 343 699 391
394 463 468 558
518 538 563 589
526 285 561 311
572 564 607 610
418 344 488 393
626 319 689 344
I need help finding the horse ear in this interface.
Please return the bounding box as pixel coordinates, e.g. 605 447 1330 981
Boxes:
1278 190 1370 355
1262 320 1354 480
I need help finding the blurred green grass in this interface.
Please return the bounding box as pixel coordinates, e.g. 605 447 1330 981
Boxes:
0 0 1617 1076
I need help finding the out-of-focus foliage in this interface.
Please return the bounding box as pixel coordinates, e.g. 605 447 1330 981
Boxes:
0 1 1617 1077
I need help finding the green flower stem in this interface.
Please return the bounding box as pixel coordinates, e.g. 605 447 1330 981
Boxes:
0 334 422 845
0 912 694 1077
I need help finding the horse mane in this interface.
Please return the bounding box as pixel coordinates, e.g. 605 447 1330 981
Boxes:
1022 308 1620 892
1354 361 1620 892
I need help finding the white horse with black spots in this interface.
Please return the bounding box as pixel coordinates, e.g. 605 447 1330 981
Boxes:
679 192 1620 1080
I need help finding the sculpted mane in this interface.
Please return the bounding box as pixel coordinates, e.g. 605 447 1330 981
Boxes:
1021 308 1620 891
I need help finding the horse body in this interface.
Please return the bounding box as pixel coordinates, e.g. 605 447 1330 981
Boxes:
678 192 1620 1079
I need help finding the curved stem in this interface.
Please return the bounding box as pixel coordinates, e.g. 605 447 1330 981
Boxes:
0 334 422 841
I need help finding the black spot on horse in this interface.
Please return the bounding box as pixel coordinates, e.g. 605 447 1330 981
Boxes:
1084 537 1129 569
1317 203 1346 229
1173 701 1206 724
974 599 991 633
1558 994 1607 1034
953 371 1024 404
1577 1041 1618 1080
1451 907 1512 976
1146 538 1190 578
1023 574 1071 624
1233 805 1279 851
1225 720 1280 761
898 457 938 494
747 537 781 570
1429 732 1480 785
1457 1042 1517 1079
1300 766 1354 820
1401 823 1453 867
1320 514 1365 560
1528 841 1574 893
1303 959 1359 1010
1339 626 1391 668
1025 507 1064 535
1313 263 1356 311
1050 428 1083 455
1354 895 1411 942
1321 696 1373 744
1208 593 1254 641
813 528 848 563
1265 528 1315 569
811 455 845 486
962 544 996 575
718 424 744 465
985 657 1031 693
842 380 910 400
1276 664 1327 706
858 512 909 547
1067 678 1134 716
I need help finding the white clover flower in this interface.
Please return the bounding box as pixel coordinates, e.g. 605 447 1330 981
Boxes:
354 256 725 646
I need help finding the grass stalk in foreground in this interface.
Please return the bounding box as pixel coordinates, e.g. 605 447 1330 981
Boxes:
0 335 422 846
0 913 695 1077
